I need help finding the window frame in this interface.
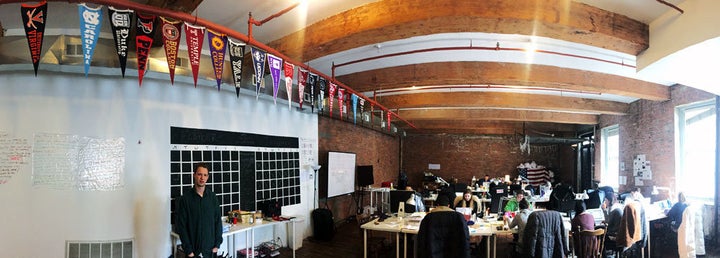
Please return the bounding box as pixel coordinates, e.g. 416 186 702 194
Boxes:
601 124 620 191
675 99 716 203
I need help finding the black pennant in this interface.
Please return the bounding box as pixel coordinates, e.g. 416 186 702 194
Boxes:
108 7 134 77
21 1 47 76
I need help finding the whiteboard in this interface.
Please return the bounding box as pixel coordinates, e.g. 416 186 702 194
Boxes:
327 151 356 198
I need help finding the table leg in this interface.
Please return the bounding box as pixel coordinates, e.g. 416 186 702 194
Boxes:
292 221 296 258
396 233 400 258
404 233 407 258
364 229 368 258
492 235 497 258
486 236 490 258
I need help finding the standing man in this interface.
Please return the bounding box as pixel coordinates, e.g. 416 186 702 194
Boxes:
177 163 223 257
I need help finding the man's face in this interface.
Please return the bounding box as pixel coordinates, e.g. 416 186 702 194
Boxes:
517 193 524 201
194 166 209 188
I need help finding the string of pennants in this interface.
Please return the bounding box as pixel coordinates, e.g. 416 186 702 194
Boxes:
18 1 396 130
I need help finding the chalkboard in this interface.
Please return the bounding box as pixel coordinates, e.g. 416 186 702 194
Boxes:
326 151 356 198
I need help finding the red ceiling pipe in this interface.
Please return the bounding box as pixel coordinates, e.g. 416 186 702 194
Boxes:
333 45 636 70
0 0 416 130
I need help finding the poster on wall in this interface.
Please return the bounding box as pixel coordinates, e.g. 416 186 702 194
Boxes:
32 133 125 191
0 132 32 185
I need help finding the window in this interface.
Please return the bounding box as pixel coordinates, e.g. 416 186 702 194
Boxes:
601 125 619 190
676 99 716 203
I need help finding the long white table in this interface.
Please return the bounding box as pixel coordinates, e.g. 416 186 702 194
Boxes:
171 218 300 258
360 215 506 258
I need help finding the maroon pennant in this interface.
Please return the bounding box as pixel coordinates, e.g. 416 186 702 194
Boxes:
161 17 182 85
185 23 205 87
21 1 47 76
135 13 156 86
387 112 392 132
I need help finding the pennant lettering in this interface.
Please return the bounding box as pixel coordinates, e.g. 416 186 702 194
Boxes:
250 46 267 99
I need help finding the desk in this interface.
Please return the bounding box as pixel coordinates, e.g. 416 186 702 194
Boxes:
361 215 504 258
171 218 299 258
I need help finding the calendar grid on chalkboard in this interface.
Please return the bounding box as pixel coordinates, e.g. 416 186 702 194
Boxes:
169 128 302 225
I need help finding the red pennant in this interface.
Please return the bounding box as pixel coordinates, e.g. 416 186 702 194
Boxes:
184 23 205 87
135 13 156 86
283 62 295 110
161 17 182 85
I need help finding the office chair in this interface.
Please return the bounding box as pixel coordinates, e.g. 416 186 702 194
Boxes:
571 227 606 258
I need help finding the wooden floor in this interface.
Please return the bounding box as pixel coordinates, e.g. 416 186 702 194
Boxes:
274 218 515 258
273 219 718 258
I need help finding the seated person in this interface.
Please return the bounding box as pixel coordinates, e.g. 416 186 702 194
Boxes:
504 190 532 212
602 192 624 252
417 195 471 258
405 186 426 212
666 191 688 232
453 189 482 216
571 201 595 231
507 199 532 253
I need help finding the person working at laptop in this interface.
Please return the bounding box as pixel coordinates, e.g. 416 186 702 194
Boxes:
505 190 532 212
454 189 482 216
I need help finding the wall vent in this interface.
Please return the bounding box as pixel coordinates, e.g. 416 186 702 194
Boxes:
66 239 133 258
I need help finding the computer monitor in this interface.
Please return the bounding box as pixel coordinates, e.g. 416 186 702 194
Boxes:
356 165 374 187
509 184 522 195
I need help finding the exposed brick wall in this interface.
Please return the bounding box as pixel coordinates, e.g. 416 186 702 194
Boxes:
318 116 400 222
596 84 716 195
401 134 574 188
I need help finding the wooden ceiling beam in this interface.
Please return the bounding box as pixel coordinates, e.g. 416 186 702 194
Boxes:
337 62 669 101
379 92 628 115
397 109 598 124
268 0 648 61
401 120 579 135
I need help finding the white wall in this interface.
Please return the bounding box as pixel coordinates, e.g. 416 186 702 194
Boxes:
0 68 318 258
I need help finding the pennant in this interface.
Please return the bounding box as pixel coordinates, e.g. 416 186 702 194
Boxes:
387 111 392 132
250 46 267 99
308 73 318 112
108 7 133 77
160 17 182 84
297 68 308 109
338 88 345 119
328 82 337 118
21 1 47 76
228 39 246 98
351 94 358 124
135 13 155 86
359 98 365 124
370 104 375 124
78 4 102 77
283 62 295 110
318 77 327 112
267 54 283 104
185 23 205 87
208 29 227 90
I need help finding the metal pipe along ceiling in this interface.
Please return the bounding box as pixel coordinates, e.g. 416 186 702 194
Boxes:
0 0 417 130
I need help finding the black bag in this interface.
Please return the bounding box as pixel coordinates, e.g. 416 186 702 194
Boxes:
312 208 335 241
259 199 282 218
